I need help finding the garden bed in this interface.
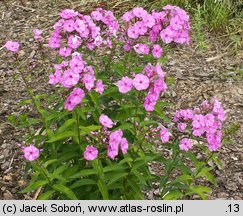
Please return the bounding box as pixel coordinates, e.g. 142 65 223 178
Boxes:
0 0 242 199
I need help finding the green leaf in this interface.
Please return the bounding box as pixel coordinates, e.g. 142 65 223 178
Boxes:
44 159 57 168
189 186 212 200
114 123 134 133
196 167 217 186
139 120 158 127
21 180 48 193
47 131 77 143
153 104 170 122
171 174 192 185
70 169 97 179
70 179 97 189
58 151 79 164
107 172 128 186
57 119 76 133
52 184 77 200
163 190 184 200
132 169 147 185
38 190 55 200
118 157 133 166
103 164 127 173
19 99 32 106
79 125 102 136
45 111 69 123
98 180 109 200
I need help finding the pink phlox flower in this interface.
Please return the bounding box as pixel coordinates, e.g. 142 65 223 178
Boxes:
84 145 98 160
49 70 62 85
33 29 42 41
60 9 78 19
83 73 95 91
152 44 163 58
61 69 79 88
5 41 20 52
206 131 222 151
133 74 150 91
22 144 40 161
160 128 170 143
160 27 174 44
134 21 147 35
69 87 85 105
68 35 82 49
127 27 139 39
142 14 155 28
133 43 150 55
49 36 61 49
120 138 128 154
99 114 114 128
91 10 103 21
59 47 72 57
179 138 193 151
95 80 105 94
122 11 134 22
133 7 148 18
178 122 187 132
63 19 75 32
64 97 76 111
69 56 85 74
117 76 133 93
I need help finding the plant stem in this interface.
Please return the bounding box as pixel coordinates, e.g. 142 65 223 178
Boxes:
195 152 215 177
161 150 180 198
75 109 81 145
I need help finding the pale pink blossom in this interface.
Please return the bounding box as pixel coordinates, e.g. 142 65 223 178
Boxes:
5 41 20 52
95 80 105 94
49 70 62 85
179 138 193 151
160 128 170 143
117 76 133 93
59 47 72 57
120 138 128 154
99 114 113 128
84 145 98 161
33 29 42 41
22 145 39 161
133 74 150 91
152 44 163 58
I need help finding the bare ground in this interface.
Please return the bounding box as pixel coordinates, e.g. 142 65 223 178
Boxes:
0 0 242 200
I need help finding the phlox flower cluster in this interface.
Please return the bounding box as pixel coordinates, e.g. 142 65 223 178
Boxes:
121 5 190 58
49 8 119 51
117 64 167 112
174 97 225 151
49 53 104 111
83 114 128 161
48 8 119 111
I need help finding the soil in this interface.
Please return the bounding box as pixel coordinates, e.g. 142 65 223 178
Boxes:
0 0 242 200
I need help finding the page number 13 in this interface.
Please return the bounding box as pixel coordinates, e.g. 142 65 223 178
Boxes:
227 204 240 213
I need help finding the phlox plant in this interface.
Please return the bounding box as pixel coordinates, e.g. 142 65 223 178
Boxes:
5 6 225 200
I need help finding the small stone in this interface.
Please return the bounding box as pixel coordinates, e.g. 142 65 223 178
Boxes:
3 191 13 200
237 88 243 95
1 161 10 170
1 187 6 191
18 180 26 187
3 175 12 182
1 144 8 149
